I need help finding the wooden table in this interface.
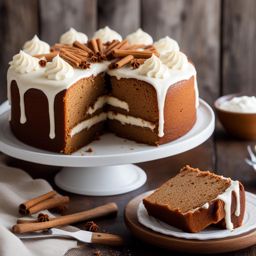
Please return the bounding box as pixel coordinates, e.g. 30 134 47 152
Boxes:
6 127 256 256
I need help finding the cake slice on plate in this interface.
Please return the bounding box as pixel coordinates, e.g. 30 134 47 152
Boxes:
143 165 245 233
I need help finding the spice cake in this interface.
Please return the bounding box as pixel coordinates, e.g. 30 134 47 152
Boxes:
143 166 245 233
7 27 199 153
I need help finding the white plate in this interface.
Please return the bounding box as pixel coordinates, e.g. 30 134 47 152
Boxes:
138 191 256 240
0 99 214 167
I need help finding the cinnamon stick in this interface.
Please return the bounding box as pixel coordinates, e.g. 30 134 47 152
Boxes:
96 38 104 53
112 49 153 59
104 40 120 56
27 196 70 215
19 191 57 215
90 39 99 53
109 55 134 69
12 202 118 234
123 44 146 50
73 41 94 55
33 52 58 62
116 39 129 50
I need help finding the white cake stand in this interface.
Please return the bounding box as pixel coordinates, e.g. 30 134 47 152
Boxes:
0 99 214 196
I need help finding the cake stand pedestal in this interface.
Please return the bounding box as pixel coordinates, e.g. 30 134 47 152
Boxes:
0 99 214 196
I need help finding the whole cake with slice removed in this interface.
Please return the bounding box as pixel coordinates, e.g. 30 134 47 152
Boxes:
143 165 245 233
7 26 198 154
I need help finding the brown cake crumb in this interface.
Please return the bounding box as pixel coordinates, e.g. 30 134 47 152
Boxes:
86 147 93 153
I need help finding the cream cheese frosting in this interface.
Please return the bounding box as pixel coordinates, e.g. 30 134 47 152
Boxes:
60 28 88 45
9 50 40 74
153 36 179 55
92 26 122 43
126 28 153 45
138 55 169 79
45 55 74 81
23 35 50 55
160 51 188 70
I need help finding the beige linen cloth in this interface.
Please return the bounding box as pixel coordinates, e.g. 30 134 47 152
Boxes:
0 155 77 256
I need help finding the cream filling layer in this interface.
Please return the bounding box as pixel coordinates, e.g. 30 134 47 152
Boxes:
70 111 156 138
87 96 129 115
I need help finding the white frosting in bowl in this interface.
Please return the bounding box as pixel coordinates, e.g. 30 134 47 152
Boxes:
219 96 256 113
23 35 50 55
92 26 122 43
160 51 188 70
60 28 88 45
126 28 153 45
153 36 179 55
9 50 40 74
45 55 74 80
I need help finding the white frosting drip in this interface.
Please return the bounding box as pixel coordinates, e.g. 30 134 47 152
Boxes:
9 50 40 74
153 36 179 55
126 28 153 45
87 96 129 115
160 51 188 70
45 55 74 81
217 180 241 230
23 35 50 55
7 61 109 139
219 96 256 113
138 55 169 79
60 28 88 45
108 60 197 137
92 26 122 43
202 202 209 209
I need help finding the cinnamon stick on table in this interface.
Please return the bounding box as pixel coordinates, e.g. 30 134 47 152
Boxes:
19 191 57 215
13 202 118 234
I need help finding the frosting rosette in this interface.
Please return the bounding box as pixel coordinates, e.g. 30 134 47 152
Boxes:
160 51 188 70
9 50 40 74
23 35 50 55
45 55 74 80
92 26 122 43
126 28 153 45
153 36 179 55
138 55 169 79
60 28 88 45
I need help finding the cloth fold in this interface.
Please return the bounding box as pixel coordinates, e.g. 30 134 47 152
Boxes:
0 155 77 256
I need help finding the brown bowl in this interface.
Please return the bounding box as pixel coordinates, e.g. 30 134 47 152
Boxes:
214 93 256 140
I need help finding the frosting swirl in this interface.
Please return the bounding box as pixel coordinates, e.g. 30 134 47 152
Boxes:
160 51 188 70
45 55 74 80
153 36 179 55
9 50 40 74
126 28 153 45
92 26 122 43
138 55 169 79
23 35 50 55
60 28 88 45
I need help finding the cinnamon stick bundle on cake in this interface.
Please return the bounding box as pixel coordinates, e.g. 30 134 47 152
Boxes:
143 166 245 233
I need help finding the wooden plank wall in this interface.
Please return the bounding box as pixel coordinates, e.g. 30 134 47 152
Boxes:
0 0 255 105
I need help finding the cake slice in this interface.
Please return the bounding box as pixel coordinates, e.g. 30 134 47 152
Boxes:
143 165 245 233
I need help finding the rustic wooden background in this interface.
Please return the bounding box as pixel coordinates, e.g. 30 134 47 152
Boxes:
0 0 255 105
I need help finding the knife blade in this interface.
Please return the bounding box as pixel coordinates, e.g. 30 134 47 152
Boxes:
17 228 124 246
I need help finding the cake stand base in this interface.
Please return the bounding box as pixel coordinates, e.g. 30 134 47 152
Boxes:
54 164 147 196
